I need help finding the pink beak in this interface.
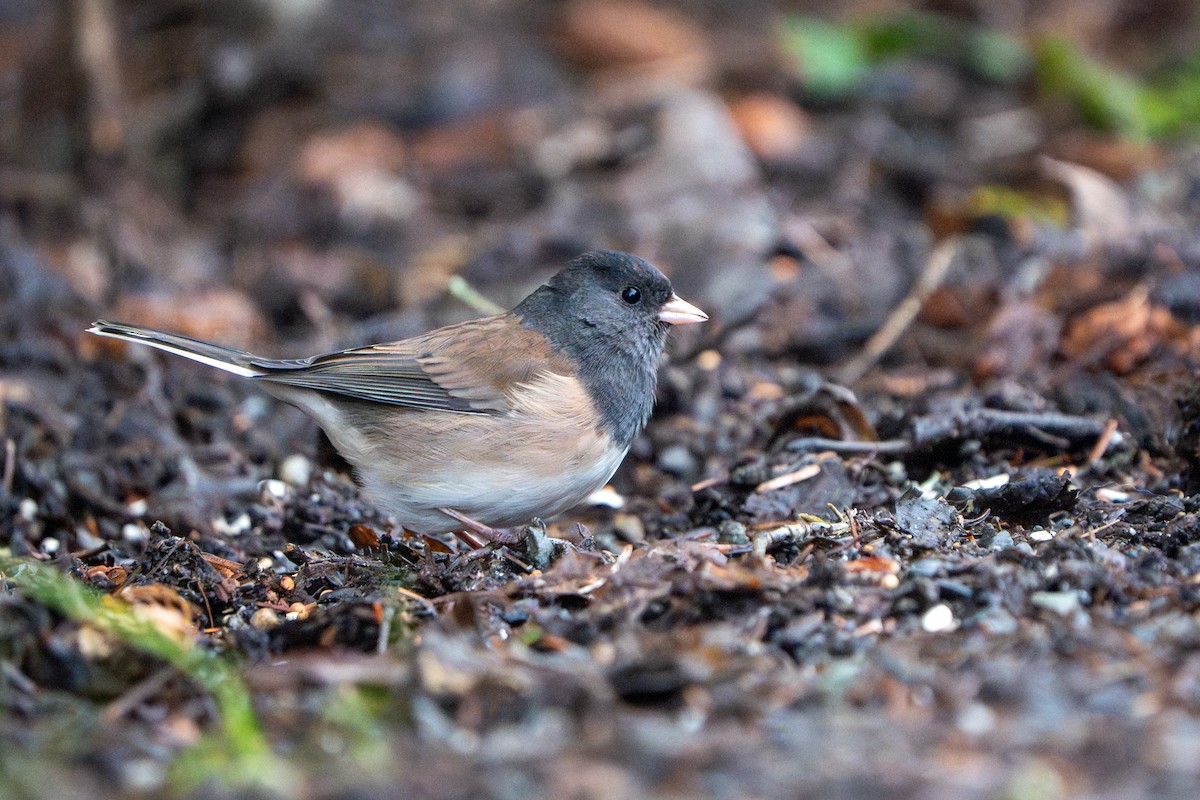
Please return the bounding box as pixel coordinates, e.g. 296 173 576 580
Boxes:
658 294 708 325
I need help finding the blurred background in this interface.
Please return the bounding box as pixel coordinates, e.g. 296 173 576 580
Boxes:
3 0 1198 357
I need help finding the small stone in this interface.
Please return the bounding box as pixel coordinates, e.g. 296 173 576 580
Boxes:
1030 590 1082 616
657 444 698 478
251 607 281 629
260 479 289 499
612 513 646 544
126 498 148 516
41 537 59 554
18 498 38 521
286 602 313 621
121 524 148 545
75 525 105 550
717 520 749 545
213 513 252 537
279 454 313 487
1029 528 1054 542
120 759 165 793
988 530 1015 550
957 702 997 736
585 486 625 509
696 349 721 371
524 520 557 570
921 603 956 633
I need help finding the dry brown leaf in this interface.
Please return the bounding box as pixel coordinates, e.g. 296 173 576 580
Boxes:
727 93 810 161
1060 288 1187 373
110 583 200 644
553 0 710 85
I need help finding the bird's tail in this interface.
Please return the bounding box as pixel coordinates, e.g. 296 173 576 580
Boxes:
87 320 268 378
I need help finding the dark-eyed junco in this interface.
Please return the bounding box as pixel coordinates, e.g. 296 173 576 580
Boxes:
89 250 706 539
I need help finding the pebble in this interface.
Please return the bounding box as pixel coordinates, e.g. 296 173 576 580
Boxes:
717 520 749 545
213 512 252 537
250 607 281 630
971 606 1020 635
908 557 948 577
988 530 1015 550
1029 528 1054 542
279 454 313 487
957 702 997 736
612 513 646 544
75 525 105 550
120 759 165 793
121 524 148 545
585 486 625 509
657 444 698 478
18 498 38 521
921 603 956 633
1030 590 1082 616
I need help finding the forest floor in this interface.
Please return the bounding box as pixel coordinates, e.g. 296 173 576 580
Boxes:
3 2 1200 798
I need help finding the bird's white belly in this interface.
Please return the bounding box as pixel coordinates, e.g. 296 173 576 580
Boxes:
359 434 627 533
324 370 635 534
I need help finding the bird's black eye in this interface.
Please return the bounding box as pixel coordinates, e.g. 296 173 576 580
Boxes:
621 286 641 305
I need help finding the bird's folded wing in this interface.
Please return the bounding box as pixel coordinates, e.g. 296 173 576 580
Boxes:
255 315 573 414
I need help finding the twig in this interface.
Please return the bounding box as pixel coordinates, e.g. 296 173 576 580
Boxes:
755 463 821 493
784 437 910 455
375 603 394 654
1085 419 1120 468
74 0 127 155
447 276 505 316
1 438 14 500
101 666 176 724
836 236 961 385
910 407 1112 450
395 586 438 616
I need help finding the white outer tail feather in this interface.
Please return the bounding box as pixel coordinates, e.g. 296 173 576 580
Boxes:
86 322 265 379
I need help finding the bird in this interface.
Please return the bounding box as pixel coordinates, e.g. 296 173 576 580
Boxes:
89 250 707 540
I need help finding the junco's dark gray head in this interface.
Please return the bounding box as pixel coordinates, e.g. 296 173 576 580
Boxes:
516 250 705 445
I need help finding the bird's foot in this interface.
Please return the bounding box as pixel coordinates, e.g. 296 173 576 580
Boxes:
438 507 526 546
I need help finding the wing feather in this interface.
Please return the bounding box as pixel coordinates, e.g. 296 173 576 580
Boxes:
254 314 572 414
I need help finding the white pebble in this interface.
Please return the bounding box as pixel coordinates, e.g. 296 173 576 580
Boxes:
279 454 313 486
921 603 956 633
41 537 60 554
213 512 252 537
1095 486 1132 503
961 473 1010 490
260 479 289 499
122 523 148 544
585 486 625 509
957 702 997 736
241 394 271 421
1030 590 1081 616
18 498 38 521
1029 529 1054 542
126 498 148 516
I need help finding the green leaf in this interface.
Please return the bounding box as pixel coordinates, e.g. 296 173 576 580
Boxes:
1034 36 1149 138
780 16 870 99
968 28 1033 84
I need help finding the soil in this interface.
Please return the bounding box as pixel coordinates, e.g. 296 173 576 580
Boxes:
3 2 1200 798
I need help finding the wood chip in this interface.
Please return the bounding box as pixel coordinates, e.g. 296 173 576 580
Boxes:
754 463 821 493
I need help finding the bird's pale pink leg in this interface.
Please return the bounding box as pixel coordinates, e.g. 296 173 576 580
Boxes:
438 508 525 545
